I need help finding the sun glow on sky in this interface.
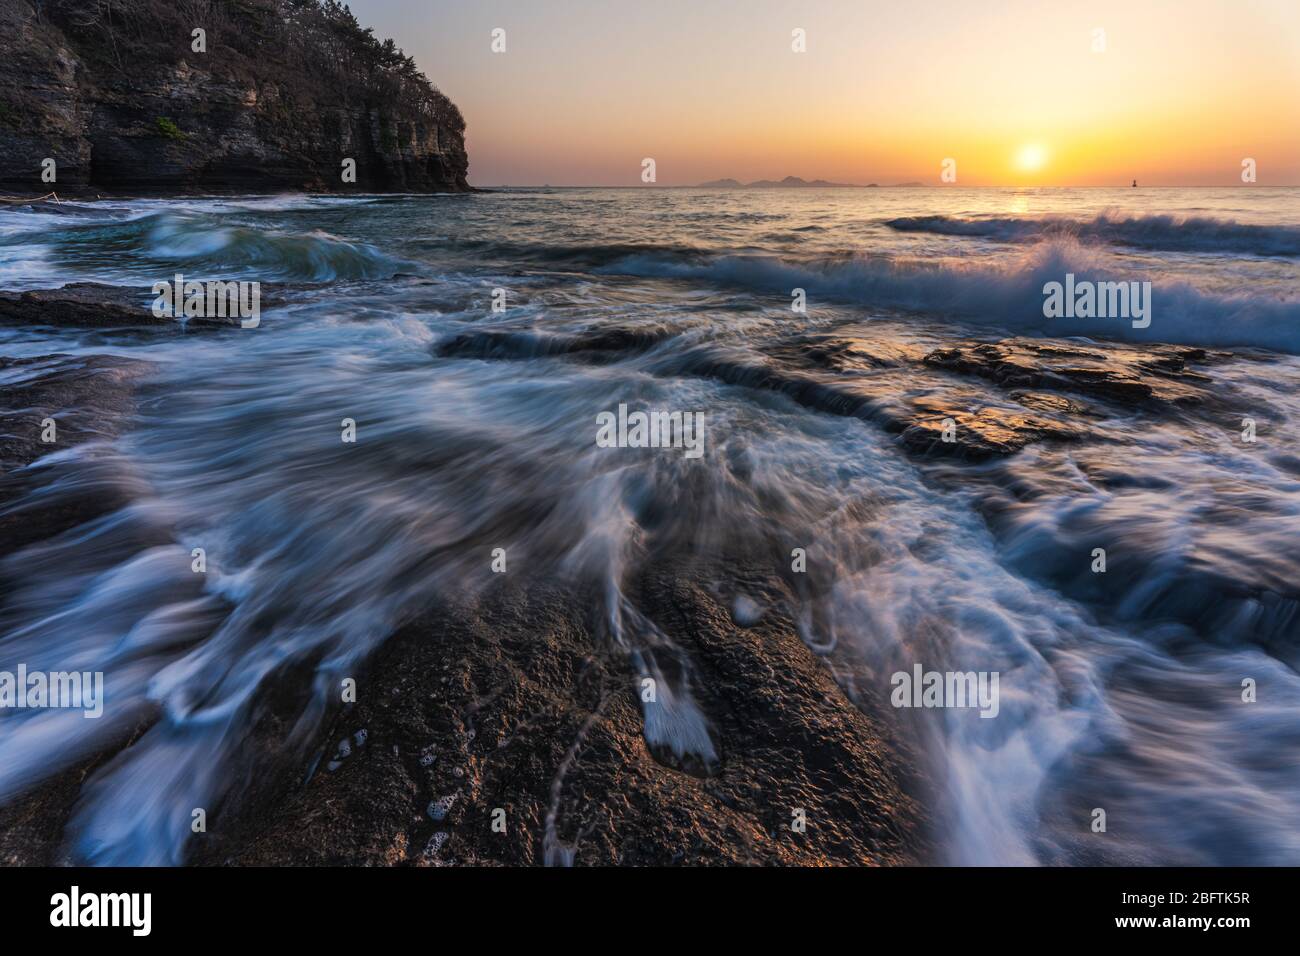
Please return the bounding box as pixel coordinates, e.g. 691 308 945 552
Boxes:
349 0 1300 187
1015 144 1049 174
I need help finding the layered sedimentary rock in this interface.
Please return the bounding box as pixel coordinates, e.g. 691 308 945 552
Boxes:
0 0 469 193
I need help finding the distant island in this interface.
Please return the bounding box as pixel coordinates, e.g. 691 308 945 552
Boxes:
696 176 927 188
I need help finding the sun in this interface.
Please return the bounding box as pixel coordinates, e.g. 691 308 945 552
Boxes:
1015 143 1049 173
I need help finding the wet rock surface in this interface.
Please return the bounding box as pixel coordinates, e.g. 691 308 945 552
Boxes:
193 568 928 866
897 392 1089 459
0 352 146 486
0 565 930 865
0 331 930 864
922 339 1216 408
451 321 1230 462
0 350 158 865
0 284 168 329
0 299 1267 865
0 281 286 330
755 332 1224 460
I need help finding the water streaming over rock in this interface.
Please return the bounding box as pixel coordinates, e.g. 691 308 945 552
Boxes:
0 187 1297 864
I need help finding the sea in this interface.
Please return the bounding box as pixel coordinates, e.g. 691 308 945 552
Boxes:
0 186 1297 865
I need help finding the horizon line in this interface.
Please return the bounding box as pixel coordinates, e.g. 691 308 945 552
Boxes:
471 182 1300 189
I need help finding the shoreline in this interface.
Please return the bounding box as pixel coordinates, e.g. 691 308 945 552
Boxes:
0 186 1295 866
0 281 930 865
0 275 1236 863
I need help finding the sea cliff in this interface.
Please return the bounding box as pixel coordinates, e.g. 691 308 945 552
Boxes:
0 0 469 193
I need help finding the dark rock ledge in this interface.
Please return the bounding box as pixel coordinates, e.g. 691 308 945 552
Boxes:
0 282 282 330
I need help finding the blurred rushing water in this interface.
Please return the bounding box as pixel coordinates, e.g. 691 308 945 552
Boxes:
0 187 1297 864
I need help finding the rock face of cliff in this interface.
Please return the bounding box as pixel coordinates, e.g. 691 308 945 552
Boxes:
0 0 469 193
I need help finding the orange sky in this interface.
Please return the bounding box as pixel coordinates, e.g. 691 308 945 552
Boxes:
349 0 1300 186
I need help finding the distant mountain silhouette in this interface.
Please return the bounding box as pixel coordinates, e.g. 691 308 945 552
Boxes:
697 176 924 188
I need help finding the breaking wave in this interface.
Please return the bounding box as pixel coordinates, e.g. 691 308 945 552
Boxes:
885 212 1300 257
598 239 1300 353
0 210 409 285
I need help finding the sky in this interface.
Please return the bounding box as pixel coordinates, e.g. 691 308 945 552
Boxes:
346 0 1300 187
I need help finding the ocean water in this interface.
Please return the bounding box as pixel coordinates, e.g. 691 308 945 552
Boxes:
0 186 1297 865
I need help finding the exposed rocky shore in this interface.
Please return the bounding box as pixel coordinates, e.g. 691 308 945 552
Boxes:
0 279 1239 865
0 284 931 866
0 0 469 194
